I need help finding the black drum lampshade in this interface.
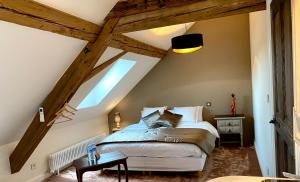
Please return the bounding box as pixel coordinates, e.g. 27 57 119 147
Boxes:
172 34 203 54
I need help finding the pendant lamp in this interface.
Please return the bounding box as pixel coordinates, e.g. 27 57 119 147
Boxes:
172 24 203 54
172 33 203 54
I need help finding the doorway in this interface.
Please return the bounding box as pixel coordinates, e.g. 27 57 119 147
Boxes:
271 0 295 176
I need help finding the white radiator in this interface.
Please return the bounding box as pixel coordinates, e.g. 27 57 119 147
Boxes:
48 135 104 174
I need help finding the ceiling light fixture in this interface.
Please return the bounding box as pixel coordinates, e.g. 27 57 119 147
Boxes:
171 24 203 54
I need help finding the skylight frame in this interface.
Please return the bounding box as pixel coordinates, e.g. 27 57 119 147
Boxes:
77 59 136 110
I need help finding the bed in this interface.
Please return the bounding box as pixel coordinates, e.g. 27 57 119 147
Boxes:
97 106 219 172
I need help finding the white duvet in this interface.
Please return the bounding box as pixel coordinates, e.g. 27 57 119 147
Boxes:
97 121 219 158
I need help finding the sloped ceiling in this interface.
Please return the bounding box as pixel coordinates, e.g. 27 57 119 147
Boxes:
125 23 194 50
0 20 86 145
0 0 192 145
34 0 118 24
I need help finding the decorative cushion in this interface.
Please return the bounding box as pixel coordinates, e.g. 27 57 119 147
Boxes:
150 120 172 128
156 110 183 128
142 110 183 129
143 111 182 128
141 110 161 128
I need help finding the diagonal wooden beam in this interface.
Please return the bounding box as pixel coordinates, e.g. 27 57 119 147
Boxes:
0 0 100 41
113 0 266 33
83 51 128 83
110 34 166 58
9 17 120 174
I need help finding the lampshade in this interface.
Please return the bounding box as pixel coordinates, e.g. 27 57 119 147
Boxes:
172 34 203 54
114 112 121 129
114 113 121 123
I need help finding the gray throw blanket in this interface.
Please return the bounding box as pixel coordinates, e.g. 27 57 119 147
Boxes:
97 128 216 155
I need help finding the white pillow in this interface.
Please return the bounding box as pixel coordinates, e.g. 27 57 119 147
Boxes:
141 106 167 118
171 106 204 123
197 106 204 122
171 106 198 122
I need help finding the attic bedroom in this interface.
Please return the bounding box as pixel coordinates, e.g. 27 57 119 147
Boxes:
0 0 300 182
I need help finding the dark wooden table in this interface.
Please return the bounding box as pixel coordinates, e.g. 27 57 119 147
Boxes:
73 151 128 182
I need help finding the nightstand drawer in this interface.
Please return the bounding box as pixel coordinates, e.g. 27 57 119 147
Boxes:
218 126 241 134
218 119 240 127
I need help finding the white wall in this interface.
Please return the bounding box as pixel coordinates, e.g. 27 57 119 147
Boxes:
0 116 108 182
249 3 276 176
0 20 87 145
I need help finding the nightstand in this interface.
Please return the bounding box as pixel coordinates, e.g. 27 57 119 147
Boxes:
214 114 245 147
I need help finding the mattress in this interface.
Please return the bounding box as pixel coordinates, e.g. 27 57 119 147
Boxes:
109 156 207 171
97 121 218 171
98 142 205 158
97 121 218 158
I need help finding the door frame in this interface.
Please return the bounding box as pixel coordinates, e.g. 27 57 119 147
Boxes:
291 0 300 175
266 0 300 176
266 0 277 176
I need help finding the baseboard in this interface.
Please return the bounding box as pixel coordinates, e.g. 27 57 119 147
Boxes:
25 172 51 182
254 140 267 176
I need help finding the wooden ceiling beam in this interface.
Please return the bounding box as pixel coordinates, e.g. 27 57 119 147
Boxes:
0 0 167 58
0 0 267 37
114 0 266 33
110 34 167 58
107 0 204 18
83 51 128 83
9 18 119 174
0 0 100 41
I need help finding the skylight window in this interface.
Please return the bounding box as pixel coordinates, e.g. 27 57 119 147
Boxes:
77 59 136 109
